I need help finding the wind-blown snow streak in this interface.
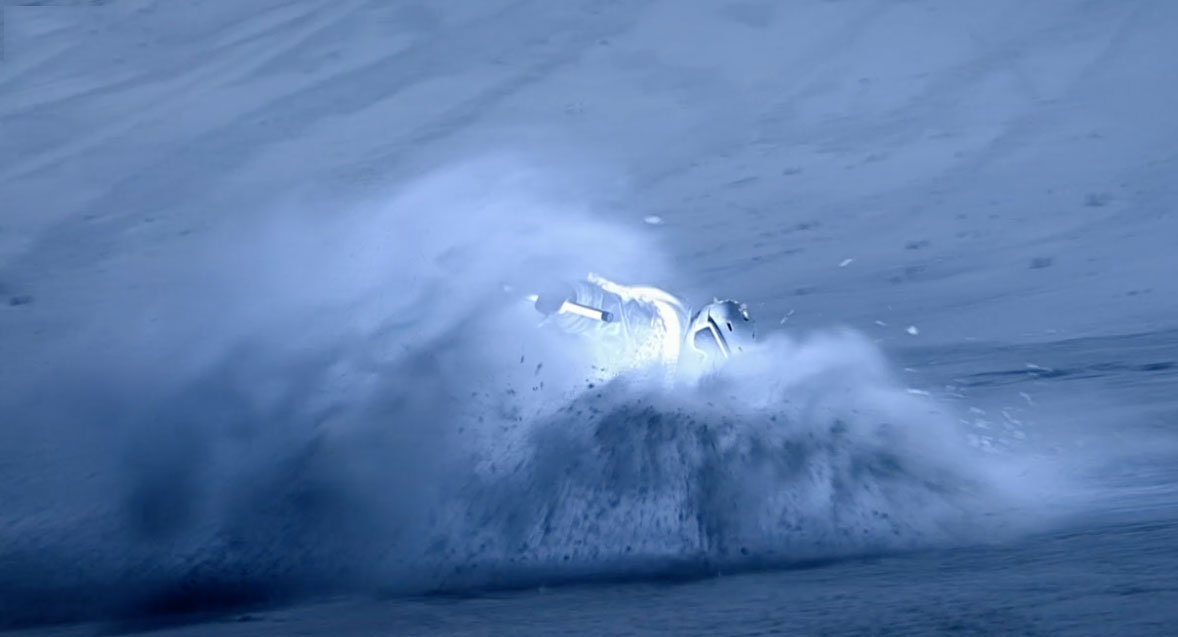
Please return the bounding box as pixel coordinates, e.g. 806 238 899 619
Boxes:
0 160 1060 628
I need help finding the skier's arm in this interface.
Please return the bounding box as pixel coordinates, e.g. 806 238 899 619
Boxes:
531 285 613 322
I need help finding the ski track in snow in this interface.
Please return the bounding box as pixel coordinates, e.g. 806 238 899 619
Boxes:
2 1 1178 634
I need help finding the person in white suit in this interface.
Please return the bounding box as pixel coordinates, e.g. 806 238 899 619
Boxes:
530 273 757 381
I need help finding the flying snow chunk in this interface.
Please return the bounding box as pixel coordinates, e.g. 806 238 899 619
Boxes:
839 258 854 267
643 215 664 225
906 325 919 336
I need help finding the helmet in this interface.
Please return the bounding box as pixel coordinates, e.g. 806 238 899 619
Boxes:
686 299 756 359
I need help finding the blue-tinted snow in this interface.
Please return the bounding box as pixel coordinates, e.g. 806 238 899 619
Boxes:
2 1 1177 634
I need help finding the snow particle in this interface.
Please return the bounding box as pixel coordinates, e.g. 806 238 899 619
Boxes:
839 258 854 268
906 325 919 336
1084 192 1112 207
643 215 664 225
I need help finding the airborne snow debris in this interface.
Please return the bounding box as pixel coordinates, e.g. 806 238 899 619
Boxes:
839 258 854 268
643 215 664 225
906 325 919 336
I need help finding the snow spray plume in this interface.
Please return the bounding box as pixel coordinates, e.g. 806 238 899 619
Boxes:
0 157 1053 628
416 329 1060 592
0 157 662 626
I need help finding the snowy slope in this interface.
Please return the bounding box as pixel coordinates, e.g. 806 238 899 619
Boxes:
2 0 1178 634
4 1 1177 346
